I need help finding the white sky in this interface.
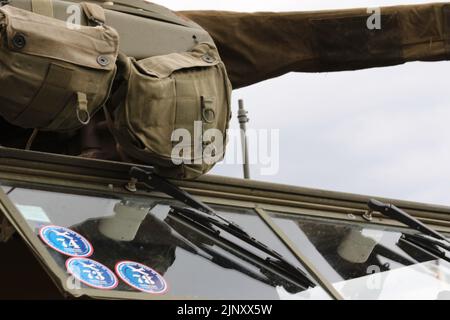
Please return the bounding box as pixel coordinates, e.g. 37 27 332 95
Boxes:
153 0 450 207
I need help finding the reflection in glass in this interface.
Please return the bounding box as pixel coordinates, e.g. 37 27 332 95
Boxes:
269 212 450 300
6 187 328 299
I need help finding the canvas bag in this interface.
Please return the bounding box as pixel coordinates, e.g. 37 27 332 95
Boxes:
0 4 119 131
106 42 232 179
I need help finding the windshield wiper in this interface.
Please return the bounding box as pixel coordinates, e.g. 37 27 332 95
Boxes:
368 199 449 241
368 199 450 262
144 211 282 288
399 233 450 263
168 206 315 292
129 167 316 292
164 210 305 292
130 167 216 214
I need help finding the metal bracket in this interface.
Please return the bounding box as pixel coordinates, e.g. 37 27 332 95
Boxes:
124 177 138 192
362 210 373 222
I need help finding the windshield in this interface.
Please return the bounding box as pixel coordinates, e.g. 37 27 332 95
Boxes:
5 183 450 300
268 211 450 300
4 186 329 299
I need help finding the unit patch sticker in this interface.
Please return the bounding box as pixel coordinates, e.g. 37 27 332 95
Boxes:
66 258 118 290
39 225 93 257
115 261 168 294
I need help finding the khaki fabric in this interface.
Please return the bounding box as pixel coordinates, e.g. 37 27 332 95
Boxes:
2 1 450 180
0 4 119 130
80 1 106 24
31 0 53 17
182 2 450 88
108 43 232 179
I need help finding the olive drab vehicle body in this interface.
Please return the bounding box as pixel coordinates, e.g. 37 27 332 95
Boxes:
0 0 449 300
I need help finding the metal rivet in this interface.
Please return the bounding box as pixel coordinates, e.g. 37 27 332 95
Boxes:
12 33 26 49
202 54 215 63
97 55 110 66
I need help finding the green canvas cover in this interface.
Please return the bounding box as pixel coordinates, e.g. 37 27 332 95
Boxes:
182 2 450 88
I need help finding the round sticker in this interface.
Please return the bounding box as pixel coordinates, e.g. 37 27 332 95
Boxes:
39 225 93 257
115 261 168 294
66 258 118 290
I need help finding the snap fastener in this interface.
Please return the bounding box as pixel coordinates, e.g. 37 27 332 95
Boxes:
201 54 215 63
12 33 26 49
97 55 110 66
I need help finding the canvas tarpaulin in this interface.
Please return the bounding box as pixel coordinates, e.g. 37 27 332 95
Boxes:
182 2 450 88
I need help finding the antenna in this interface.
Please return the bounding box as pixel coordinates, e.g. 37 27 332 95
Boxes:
238 99 250 179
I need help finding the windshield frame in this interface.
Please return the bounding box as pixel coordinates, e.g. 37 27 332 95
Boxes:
0 180 341 299
1 148 450 299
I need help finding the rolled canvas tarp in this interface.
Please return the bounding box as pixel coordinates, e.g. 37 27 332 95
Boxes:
182 2 450 88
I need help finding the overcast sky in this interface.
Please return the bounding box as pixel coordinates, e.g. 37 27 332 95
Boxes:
152 0 450 207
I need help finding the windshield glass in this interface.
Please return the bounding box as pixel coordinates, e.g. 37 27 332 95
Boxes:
4 186 329 299
268 211 450 300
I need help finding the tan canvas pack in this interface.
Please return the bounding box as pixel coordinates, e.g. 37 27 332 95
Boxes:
106 43 232 179
0 0 233 179
0 4 119 131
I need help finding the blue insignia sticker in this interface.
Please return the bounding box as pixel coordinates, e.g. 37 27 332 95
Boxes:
39 225 93 257
115 261 168 294
66 258 118 290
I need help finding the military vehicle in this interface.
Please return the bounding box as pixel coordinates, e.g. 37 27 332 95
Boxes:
0 0 450 300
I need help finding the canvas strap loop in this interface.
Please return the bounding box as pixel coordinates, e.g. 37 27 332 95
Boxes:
201 96 216 124
25 128 39 150
31 0 54 17
76 92 90 125
80 2 106 25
